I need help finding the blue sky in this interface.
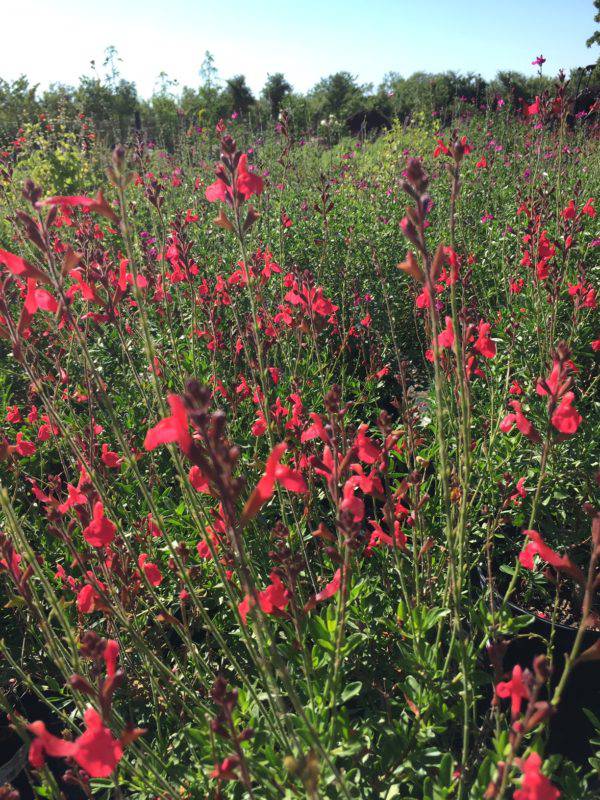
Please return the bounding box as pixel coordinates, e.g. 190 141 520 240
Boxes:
2 0 597 97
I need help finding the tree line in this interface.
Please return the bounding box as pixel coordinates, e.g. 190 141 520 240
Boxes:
1 47 598 148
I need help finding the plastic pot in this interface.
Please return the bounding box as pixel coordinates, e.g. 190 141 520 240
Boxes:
478 566 600 763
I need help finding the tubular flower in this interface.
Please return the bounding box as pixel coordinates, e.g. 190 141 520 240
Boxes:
435 316 455 350
242 443 307 522
304 569 342 612
514 752 560 800
519 530 584 584
551 392 582 435
205 154 263 204
29 707 124 778
473 320 496 359
496 664 531 718
82 502 116 548
144 394 192 455
238 572 290 624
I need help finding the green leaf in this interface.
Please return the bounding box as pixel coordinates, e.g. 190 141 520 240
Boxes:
341 681 362 702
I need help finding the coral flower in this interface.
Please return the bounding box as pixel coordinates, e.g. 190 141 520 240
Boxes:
82 502 116 547
29 707 123 778
144 394 192 455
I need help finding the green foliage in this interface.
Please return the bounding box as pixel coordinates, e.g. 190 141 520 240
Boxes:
0 97 598 800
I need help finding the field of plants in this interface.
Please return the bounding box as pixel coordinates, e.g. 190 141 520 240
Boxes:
0 74 598 800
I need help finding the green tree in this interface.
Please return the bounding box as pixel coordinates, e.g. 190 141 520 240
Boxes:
310 71 365 121
586 0 600 49
0 76 38 138
261 73 292 118
225 75 255 116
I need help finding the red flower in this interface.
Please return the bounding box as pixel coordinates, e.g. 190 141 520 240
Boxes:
28 723 76 767
473 320 496 359
242 443 307 522
341 478 365 522
19 278 58 332
519 530 584 584
14 433 36 457
38 191 118 223
82 502 116 547
301 413 329 443
0 249 50 283
103 639 119 678
496 664 531 717
29 707 123 778
251 410 268 436
510 477 527 504
305 569 342 611
433 139 450 158
211 755 240 781
138 554 163 586
367 520 407 551
189 465 211 493
435 316 455 350
561 200 576 220
259 572 289 614
238 572 290 624
58 483 87 514
237 155 263 199
76 583 101 614
144 394 192 455
100 444 121 468
514 752 560 800
582 198 596 218
6 405 21 424
550 392 582 435
502 402 541 443
509 380 523 396
205 154 263 204
354 424 381 464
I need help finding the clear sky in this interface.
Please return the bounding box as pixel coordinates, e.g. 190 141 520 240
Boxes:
2 0 597 97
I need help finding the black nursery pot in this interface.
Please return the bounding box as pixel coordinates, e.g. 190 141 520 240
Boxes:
0 695 87 800
479 567 600 763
